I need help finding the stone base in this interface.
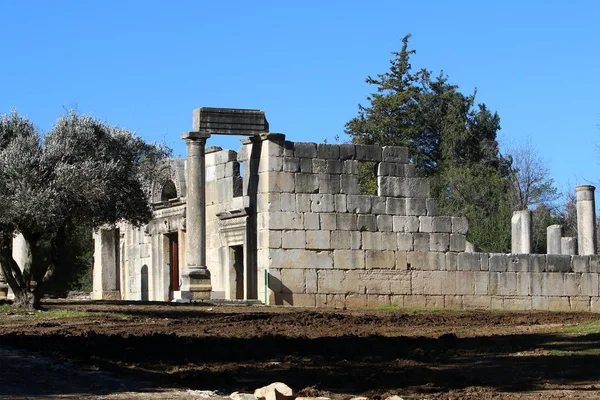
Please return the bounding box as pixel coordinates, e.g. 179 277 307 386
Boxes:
91 291 121 300
181 266 212 301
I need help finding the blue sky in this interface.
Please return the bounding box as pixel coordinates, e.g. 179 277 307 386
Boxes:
1 1 599 197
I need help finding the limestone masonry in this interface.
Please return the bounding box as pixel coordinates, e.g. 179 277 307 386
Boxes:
63 108 600 311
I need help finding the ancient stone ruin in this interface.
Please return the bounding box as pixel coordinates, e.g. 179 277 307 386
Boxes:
2 108 599 311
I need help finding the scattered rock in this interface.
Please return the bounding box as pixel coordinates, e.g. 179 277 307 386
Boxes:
254 382 294 400
350 397 369 400
384 396 404 400
231 391 257 400
187 389 221 398
295 397 331 400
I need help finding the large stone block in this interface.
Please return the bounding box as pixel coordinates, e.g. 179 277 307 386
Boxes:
347 195 372 213
462 295 491 309
451 217 469 234
334 249 365 269
404 294 427 308
396 251 408 270
507 254 530 272
261 171 295 193
294 142 317 158
340 174 359 194
572 256 590 273
311 194 335 213
331 231 352 249
489 253 509 272
303 213 320 230
283 157 300 172
355 145 382 161
317 173 340 194
281 268 306 293
564 273 582 296
327 160 343 174
320 213 337 230
382 146 408 163
362 232 383 250
357 214 378 232
378 176 403 197
269 212 304 230
346 293 367 308
280 193 296 212
432 217 452 233
530 254 547 273
312 159 327 173
337 213 357 231
441 272 457 295
282 230 306 249
365 250 396 270
446 252 458 271
455 271 475 295
300 158 312 173
295 173 319 193
412 270 444 295
426 198 438 216
516 272 531 296
335 194 348 213
317 143 340 159
381 232 397 250
419 216 433 233
342 159 358 174
546 254 572 272
406 251 445 271
412 233 429 252
393 216 419 232
457 252 481 271
450 234 466 252
406 198 427 216
503 297 532 311
306 231 331 250
386 197 406 215
305 269 318 293
397 233 414 251
270 249 333 269
570 296 591 312
295 193 311 212
377 162 405 177
339 144 355 160
430 233 450 252
581 273 599 296
547 296 571 311
371 197 386 214
377 215 393 232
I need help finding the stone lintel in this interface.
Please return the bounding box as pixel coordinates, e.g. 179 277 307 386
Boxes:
216 208 250 220
193 107 269 136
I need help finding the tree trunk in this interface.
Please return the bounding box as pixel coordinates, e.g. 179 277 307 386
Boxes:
12 286 36 309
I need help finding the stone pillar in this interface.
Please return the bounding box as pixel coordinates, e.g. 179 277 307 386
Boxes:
561 237 577 255
511 210 532 254
0 265 7 300
576 185 597 255
92 228 121 300
180 131 212 300
546 224 562 255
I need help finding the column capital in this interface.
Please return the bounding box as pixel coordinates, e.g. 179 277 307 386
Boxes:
181 131 211 142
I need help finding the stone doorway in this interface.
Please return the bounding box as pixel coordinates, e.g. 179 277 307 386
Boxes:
166 233 180 298
229 245 244 299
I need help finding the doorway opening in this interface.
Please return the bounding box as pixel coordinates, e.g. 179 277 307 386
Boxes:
230 245 244 299
166 232 179 298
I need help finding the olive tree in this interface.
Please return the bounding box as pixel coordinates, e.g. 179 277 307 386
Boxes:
0 111 170 308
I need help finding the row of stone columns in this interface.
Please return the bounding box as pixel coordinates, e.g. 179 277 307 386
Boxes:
511 185 597 255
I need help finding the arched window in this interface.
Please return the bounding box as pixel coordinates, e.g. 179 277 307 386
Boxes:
161 180 178 201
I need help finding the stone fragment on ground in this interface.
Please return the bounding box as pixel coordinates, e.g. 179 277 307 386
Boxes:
254 382 295 400
230 391 257 400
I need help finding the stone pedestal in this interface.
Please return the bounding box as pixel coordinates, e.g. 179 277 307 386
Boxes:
546 224 562 255
511 210 532 254
561 237 577 255
576 185 597 255
181 131 212 300
92 228 121 300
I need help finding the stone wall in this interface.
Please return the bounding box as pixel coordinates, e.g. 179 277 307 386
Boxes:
238 134 600 312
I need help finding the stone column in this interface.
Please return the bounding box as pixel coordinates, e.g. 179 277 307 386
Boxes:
511 210 532 254
576 185 597 255
561 237 577 255
91 228 121 300
181 131 212 300
0 265 7 300
546 224 562 255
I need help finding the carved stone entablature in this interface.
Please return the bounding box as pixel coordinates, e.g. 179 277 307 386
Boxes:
217 208 249 246
145 204 186 235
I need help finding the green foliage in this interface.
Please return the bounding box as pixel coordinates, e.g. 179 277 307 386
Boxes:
0 110 170 308
357 161 378 196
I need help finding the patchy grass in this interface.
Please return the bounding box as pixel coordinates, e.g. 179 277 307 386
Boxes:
0 304 89 319
559 320 600 335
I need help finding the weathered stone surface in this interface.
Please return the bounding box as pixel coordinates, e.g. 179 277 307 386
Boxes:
279 193 296 212
362 232 383 250
254 382 294 400
371 196 386 214
397 233 413 251
546 254 572 272
270 249 333 269
382 146 408 163
365 250 396 270
426 198 438 216
357 214 378 232
335 194 348 212
393 216 419 232
311 194 335 213
511 210 532 254
429 233 450 252
355 145 382 161
294 142 317 158
546 224 562 255
317 143 340 159
281 230 305 249
489 253 508 272
386 198 406 215
576 185 597 255
449 234 466 252
300 158 312 173
419 216 433 233
451 217 469 234
295 173 319 193
306 231 331 250
413 233 430 252
312 159 327 173
406 198 426 216
377 215 393 231
320 213 337 230
561 237 577 255
337 214 357 231
303 213 320 230
572 256 589 273
334 250 365 269
347 195 372 213
230 392 256 400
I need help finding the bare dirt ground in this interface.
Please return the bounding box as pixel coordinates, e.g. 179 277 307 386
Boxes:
1 300 600 399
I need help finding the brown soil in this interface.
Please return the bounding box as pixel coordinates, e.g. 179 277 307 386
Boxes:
1 300 600 399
